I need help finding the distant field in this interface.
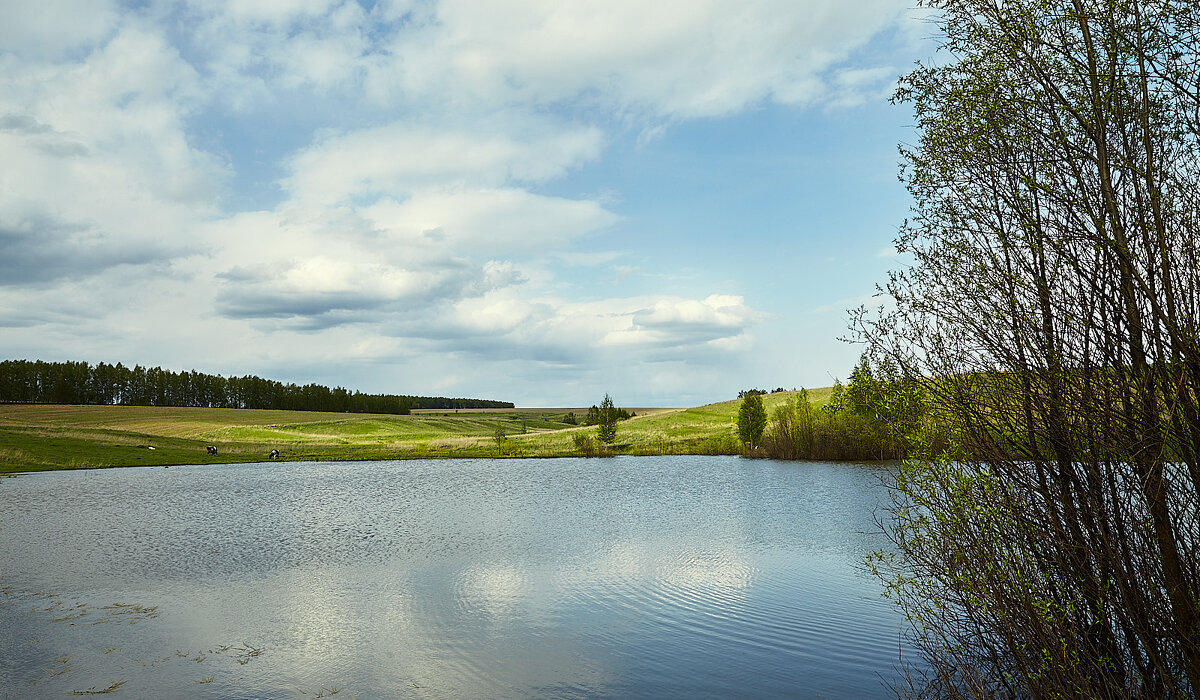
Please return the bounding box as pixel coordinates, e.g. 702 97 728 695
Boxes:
0 390 830 472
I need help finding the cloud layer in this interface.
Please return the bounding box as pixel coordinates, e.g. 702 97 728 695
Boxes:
1 0 915 404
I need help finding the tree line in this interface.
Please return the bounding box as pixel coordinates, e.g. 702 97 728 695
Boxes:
0 360 514 414
740 355 939 462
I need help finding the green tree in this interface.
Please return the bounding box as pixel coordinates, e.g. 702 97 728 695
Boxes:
493 423 506 456
857 0 1200 695
736 392 767 449
596 393 618 444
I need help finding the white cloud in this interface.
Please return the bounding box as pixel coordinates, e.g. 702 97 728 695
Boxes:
449 293 541 336
364 0 913 118
635 294 755 330
609 295 764 349
364 188 619 255
825 66 899 108
285 123 605 204
204 208 462 326
0 0 119 58
0 23 223 292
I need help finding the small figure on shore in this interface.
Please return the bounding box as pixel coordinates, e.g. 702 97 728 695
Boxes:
269 449 279 460
207 445 218 455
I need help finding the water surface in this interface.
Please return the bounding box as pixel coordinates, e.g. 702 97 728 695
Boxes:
1 456 909 698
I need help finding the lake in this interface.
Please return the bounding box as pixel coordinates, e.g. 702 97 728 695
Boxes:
0 456 911 698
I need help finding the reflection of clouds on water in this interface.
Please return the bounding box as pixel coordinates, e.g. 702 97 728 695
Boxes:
569 542 757 597
454 563 528 618
268 568 357 653
553 540 761 638
656 551 757 597
164 568 365 690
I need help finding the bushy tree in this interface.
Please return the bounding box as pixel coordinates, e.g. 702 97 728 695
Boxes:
736 392 767 449
573 432 597 456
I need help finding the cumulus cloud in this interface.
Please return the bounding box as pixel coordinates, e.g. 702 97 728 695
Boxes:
364 188 619 254
285 123 605 204
216 257 462 319
0 21 223 297
201 184 618 332
362 0 911 119
402 291 763 367
205 208 461 325
169 0 912 119
611 295 764 350
632 294 760 334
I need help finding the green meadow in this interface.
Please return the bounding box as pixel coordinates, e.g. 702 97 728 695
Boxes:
0 390 832 472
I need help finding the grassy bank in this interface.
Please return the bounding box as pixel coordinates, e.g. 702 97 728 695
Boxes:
0 390 829 472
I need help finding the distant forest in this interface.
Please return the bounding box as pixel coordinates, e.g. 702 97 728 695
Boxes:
0 360 513 414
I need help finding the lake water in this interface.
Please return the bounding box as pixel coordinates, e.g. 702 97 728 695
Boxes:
0 456 911 698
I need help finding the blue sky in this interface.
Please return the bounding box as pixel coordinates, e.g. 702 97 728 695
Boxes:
0 0 928 406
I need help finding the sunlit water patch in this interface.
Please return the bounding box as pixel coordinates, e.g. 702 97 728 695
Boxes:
1 456 911 698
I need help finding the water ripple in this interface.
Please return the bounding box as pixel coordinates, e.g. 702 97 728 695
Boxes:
1 456 912 698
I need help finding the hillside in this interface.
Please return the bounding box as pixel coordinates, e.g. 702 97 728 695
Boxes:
0 390 830 472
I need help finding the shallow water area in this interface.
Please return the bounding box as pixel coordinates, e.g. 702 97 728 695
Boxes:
1 455 910 698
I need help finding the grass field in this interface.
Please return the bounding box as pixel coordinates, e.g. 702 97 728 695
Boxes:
0 389 832 472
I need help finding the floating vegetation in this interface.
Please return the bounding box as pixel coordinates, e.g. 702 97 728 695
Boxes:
5 585 274 696
95 602 159 624
131 654 172 669
67 680 126 695
53 603 89 623
210 642 263 665
234 643 263 665
21 595 160 628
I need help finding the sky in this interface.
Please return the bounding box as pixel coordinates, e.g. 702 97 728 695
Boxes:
0 0 931 407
